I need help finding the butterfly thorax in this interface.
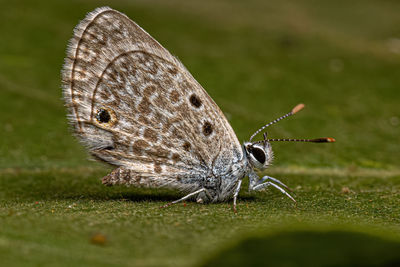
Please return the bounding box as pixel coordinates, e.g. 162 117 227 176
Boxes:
198 145 248 202
201 159 248 203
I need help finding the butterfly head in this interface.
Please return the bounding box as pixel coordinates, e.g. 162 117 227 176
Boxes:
245 103 336 170
244 138 273 170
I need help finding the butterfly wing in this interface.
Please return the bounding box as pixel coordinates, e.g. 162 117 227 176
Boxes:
62 7 244 190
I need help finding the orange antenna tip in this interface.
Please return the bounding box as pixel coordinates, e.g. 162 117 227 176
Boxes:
309 137 336 143
291 103 305 114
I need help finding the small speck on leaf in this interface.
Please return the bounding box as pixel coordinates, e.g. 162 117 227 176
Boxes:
341 187 351 194
90 233 107 246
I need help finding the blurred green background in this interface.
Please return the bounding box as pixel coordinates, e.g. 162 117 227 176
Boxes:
0 0 399 266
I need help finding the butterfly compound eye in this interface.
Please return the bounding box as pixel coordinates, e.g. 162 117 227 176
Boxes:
251 147 266 164
96 108 111 124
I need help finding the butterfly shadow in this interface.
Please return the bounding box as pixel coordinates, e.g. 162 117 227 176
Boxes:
2 170 183 203
99 186 184 203
3 170 260 205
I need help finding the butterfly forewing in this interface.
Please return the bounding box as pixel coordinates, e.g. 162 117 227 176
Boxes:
62 7 244 189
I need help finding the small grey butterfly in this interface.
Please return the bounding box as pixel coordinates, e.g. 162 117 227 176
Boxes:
62 7 335 211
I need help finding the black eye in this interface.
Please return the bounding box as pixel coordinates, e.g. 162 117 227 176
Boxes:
251 147 266 164
96 108 111 123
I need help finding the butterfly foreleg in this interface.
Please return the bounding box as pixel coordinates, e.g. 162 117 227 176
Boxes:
256 175 291 190
249 174 296 203
232 179 243 213
248 171 260 191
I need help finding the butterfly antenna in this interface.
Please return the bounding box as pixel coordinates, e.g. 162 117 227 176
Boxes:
249 103 305 142
255 137 336 144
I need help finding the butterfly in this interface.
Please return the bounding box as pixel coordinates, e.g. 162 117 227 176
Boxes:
62 7 335 211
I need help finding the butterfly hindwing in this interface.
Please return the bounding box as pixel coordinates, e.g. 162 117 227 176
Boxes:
62 7 244 189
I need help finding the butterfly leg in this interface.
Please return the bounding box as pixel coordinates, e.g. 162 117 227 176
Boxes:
248 171 260 191
256 175 292 191
161 188 206 208
249 176 296 202
232 179 243 213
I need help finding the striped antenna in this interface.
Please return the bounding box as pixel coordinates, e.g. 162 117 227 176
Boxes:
249 103 305 142
255 137 336 144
